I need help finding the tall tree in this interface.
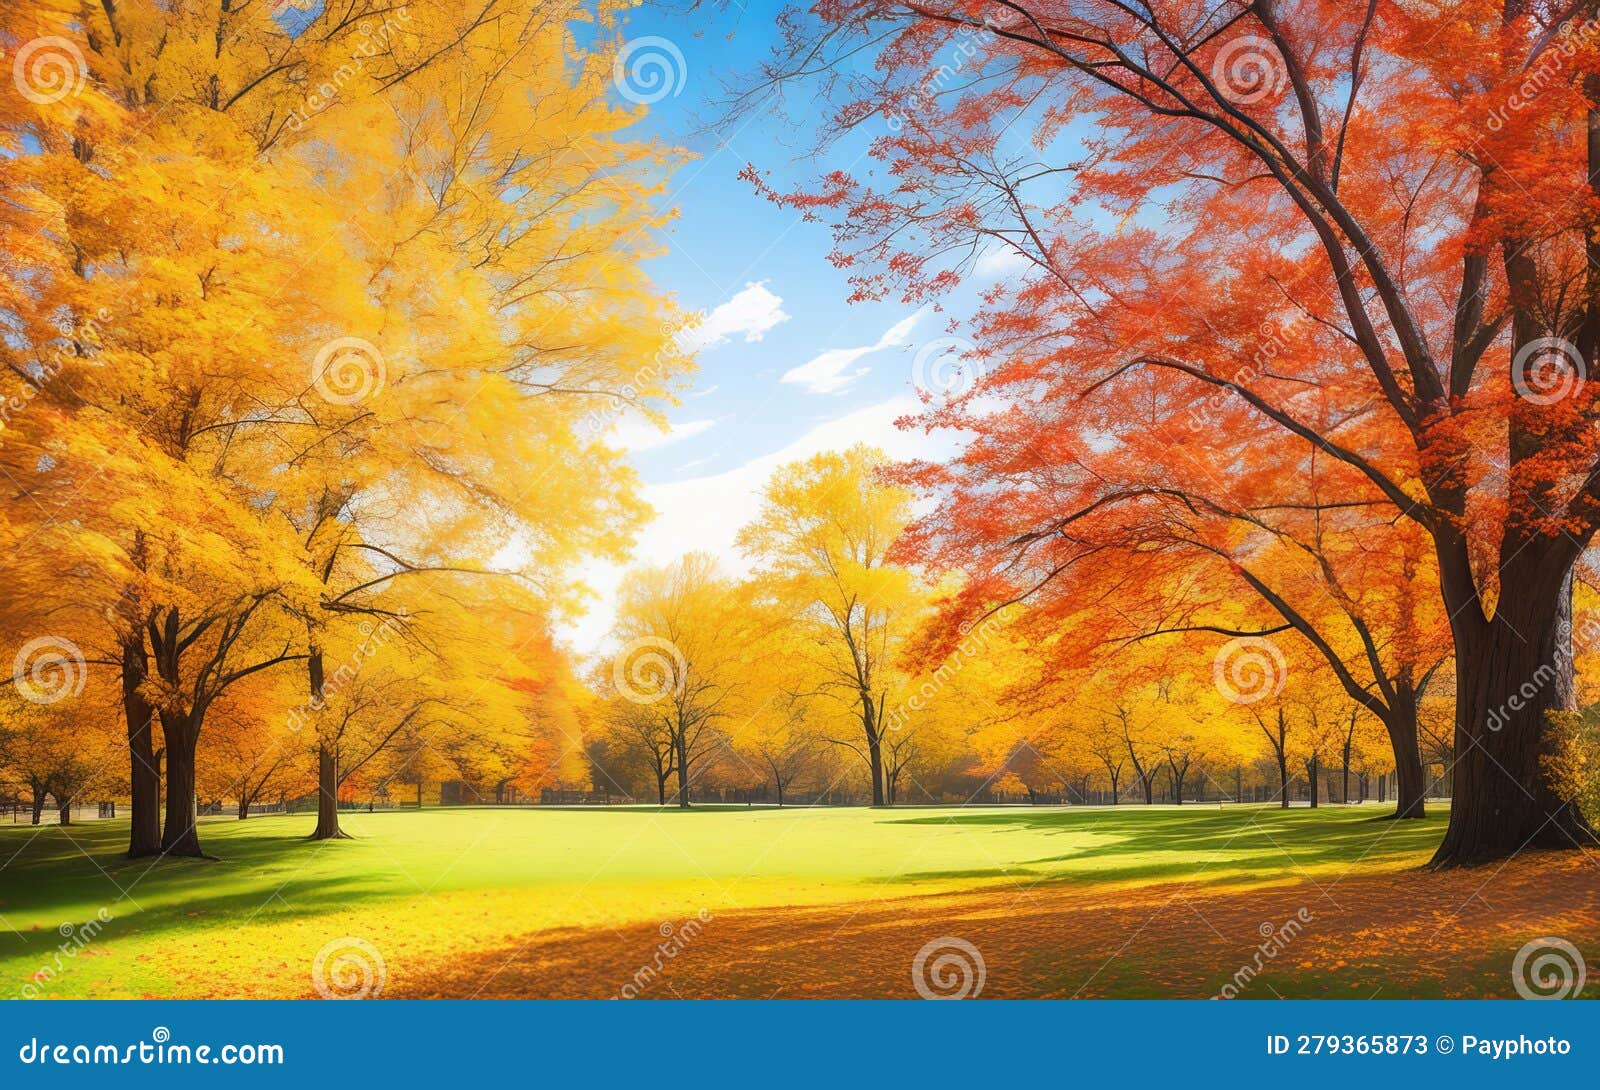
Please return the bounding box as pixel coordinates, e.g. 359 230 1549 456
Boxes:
738 445 920 805
750 0 1600 862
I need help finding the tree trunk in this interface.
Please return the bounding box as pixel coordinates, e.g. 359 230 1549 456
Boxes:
1381 697 1428 819
864 710 885 806
656 770 668 806
30 789 43 825
1306 756 1319 808
674 729 691 808
159 716 203 856
1276 753 1289 809
56 794 71 826
237 797 250 820
1432 558 1593 865
122 631 163 857
310 743 349 839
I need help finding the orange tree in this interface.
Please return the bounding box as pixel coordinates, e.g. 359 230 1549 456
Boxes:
749 0 1600 863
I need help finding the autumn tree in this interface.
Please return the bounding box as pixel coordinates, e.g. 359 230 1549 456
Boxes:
1 1 687 855
745 0 1600 862
609 555 746 808
738 445 923 805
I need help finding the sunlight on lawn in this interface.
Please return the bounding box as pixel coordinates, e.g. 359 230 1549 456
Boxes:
0 805 1445 998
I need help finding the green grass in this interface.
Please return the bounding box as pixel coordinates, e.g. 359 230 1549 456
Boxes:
0 803 1446 998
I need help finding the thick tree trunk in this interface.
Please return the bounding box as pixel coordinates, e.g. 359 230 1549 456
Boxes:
310 743 349 839
30 789 43 825
237 797 250 820
56 795 71 825
122 632 163 857
1432 559 1593 865
1382 699 1428 819
159 717 203 856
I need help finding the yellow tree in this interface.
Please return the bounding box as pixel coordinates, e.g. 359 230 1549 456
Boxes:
609 554 748 808
738 445 920 806
1 1 688 855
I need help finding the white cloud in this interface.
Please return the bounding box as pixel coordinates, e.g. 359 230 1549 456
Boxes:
609 412 717 452
561 393 956 654
681 281 789 351
780 309 927 395
974 244 1032 280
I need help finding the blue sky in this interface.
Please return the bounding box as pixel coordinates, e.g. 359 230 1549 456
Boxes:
564 2 1023 650
608 2 960 485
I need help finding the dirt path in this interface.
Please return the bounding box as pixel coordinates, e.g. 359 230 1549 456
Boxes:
390 851 1600 999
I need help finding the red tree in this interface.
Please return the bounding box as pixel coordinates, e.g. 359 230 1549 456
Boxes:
749 0 1600 863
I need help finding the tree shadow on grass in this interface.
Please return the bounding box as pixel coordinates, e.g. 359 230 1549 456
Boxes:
0 819 425 969
883 806 1446 890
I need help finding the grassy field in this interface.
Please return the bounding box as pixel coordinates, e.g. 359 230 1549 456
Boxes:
1 803 1592 998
